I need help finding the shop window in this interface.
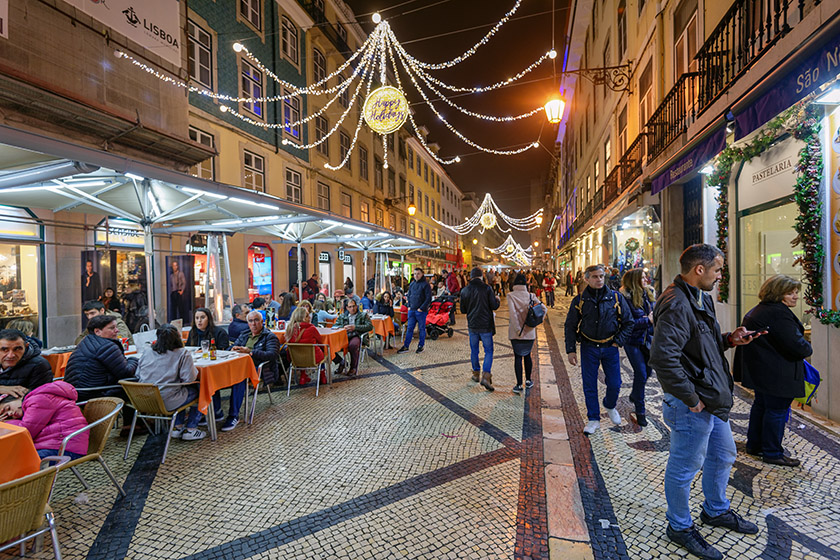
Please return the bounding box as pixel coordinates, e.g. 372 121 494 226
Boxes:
241 60 264 119
189 126 215 180
187 20 213 90
339 131 351 169
682 177 703 247
283 89 301 142
240 0 261 30
360 201 369 222
285 168 302 204
317 182 330 211
243 150 265 192
0 242 40 335
341 192 352 218
318 252 331 296
313 48 326 84
359 146 369 180
314 116 329 157
281 17 299 65
288 247 307 289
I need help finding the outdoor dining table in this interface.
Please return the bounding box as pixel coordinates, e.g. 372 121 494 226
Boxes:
190 351 259 441
0 422 40 484
44 345 139 377
273 327 349 385
370 316 395 340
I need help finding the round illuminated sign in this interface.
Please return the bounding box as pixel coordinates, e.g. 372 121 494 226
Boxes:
363 86 409 135
480 212 497 230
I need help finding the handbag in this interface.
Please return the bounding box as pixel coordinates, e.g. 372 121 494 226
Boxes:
794 360 820 406
519 294 546 335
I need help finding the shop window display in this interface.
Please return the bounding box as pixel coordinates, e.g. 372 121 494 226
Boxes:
0 243 39 334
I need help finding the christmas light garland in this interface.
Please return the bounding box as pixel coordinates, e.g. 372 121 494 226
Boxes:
435 193 543 235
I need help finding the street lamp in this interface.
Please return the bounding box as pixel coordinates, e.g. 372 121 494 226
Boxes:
385 195 416 216
544 98 565 124
533 241 539 247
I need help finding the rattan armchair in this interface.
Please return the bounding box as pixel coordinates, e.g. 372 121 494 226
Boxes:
118 380 199 464
286 343 330 397
0 456 70 560
57 397 126 498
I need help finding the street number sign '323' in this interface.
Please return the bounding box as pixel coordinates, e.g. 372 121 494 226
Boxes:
363 87 409 135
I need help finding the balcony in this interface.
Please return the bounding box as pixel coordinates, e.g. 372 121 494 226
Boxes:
646 73 699 162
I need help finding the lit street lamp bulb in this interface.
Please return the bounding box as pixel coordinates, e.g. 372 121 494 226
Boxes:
533 241 539 247
372 12 382 23
408 204 416 216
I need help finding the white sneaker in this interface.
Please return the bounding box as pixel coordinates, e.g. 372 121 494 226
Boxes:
170 426 185 439
583 420 601 434
606 408 622 425
181 428 207 441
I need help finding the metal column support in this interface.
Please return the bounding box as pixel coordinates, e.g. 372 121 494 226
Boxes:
221 234 234 318
363 249 368 295
297 241 303 302
143 224 156 330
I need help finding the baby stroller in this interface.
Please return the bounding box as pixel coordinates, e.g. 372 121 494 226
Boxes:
425 300 454 340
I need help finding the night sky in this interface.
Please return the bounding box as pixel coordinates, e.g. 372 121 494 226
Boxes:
343 0 570 231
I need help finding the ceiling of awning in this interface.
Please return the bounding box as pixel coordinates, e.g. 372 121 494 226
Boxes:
0 132 432 253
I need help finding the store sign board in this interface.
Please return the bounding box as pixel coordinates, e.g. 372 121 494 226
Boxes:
319 251 330 263
738 137 802 211
94 227 144 248
67 0 181 67
652 128 726 195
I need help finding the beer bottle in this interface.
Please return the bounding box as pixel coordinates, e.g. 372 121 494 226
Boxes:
209 338 217 360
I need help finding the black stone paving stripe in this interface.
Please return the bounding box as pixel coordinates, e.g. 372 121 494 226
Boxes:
543 316 630 559
85 434 165 560
175 444 523 560
372 353 520 447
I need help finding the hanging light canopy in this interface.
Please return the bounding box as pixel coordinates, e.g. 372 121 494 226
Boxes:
435 193 543 235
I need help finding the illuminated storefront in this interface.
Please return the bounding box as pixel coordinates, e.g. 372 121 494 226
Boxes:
0 206 42 336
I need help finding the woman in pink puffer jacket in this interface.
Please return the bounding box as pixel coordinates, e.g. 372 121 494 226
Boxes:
5 381 89 460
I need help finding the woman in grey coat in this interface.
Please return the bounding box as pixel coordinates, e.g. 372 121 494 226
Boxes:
508 274 545 394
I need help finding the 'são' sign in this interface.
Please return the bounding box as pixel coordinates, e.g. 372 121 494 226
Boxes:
363 86 409 135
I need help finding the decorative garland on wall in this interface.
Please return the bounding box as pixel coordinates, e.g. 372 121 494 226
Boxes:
709 101 840 327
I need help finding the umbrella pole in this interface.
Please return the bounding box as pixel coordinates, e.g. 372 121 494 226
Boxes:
297 241 303 303
143 224 156 330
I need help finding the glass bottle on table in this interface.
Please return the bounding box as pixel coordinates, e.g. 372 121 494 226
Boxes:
209 338 217 360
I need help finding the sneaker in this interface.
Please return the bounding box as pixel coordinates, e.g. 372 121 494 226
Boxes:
635 413 648 427
512 385 523 394
699 509 759 534
763 455 801 467
524 380 533 389
180 428 207 441
170 426 185 439
606 407 622 425
416 345 425 353
397 346 410 354
666 525 722 560
583 420 600 434
221 417 239 432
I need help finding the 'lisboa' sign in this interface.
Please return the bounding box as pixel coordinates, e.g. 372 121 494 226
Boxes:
363 86 409 135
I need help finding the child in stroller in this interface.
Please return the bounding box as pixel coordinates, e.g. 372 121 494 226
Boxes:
425 300 454 340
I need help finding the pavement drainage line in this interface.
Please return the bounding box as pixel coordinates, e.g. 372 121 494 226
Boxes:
542 316 631 560
175 445 522 560
371 353 519 447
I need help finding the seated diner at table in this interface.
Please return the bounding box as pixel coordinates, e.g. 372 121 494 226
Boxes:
313 301 338 327
332 298 372 377
186 307 230 350
276 292 297 321
64 314 139 435
75 300 133 346
228 311 281 431
0 380 89 459
136 324 205 441
228 303 251 342
285 307 326 385
0 328 52 398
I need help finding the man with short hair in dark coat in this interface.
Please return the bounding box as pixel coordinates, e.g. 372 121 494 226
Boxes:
459 268 500 391
0 329 52 398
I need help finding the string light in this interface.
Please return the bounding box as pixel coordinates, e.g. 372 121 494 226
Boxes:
489 236 534 266
434 193 543 234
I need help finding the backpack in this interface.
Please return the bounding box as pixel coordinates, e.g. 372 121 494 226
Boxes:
520 294 545 335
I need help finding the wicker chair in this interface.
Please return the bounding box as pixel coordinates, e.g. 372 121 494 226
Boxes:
0 456 70 560
118 380 199 464
57 397 126 498
286 343 330 397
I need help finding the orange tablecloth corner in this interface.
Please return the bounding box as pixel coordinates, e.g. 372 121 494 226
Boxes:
371 317 395 339
0 422 41 484
274 328 349 361
46 352 71 378
196 354 259 415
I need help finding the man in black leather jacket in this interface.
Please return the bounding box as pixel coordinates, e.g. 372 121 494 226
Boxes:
459 268 500 391
564 264 633 434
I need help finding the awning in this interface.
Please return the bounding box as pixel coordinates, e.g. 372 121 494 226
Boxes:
650 126 726 195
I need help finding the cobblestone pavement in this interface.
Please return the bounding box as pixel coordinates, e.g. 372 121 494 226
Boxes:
3 306 550 560
543 294 840 560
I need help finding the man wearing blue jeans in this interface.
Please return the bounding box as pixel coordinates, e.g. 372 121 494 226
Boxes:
398 268 432 354
564 264 633 434
650 244 761 560
459 267 499 391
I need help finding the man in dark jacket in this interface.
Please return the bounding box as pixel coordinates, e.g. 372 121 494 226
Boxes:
228 303 251 342
230 311 280 432
397 268 433 354
65 314 139 431
649 244 759 560
0 328 52 398
564 264 633 434
459 268 500 391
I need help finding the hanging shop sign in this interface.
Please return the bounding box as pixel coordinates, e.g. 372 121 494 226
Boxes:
186 234 208 254
94 220 144 248
319 251 331 263
651 127 726 195
738 136 802 211
363 86 409 135
66 0 181 67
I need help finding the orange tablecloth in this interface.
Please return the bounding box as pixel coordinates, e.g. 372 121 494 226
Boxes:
273 327 349 361
0 422 40 484
46 352 71 377
371 317 395 339
196 354 259 415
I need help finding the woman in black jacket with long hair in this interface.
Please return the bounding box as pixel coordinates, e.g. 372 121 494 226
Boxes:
734 275 812 467
186 307 230 350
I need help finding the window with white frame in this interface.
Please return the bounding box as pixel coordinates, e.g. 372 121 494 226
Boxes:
337 23 347 44
285 168 302 203
317 182 330 211
374 157 383 190
375 207 384 227
409 184 415 204
618 106 628 155
400 217 407 233
188 20 213 90
358 146 369 180
341 192 352 218
240 0 261 30
241 60 264 119
604 138 612 174
283 89 301 141
339 131 351 169
410 222 415 237
313 48 326 84
431 200 435 220
243 150 265 192
360 201 370 222
282 17 299 64
389 212 396 230
189 126 215 180
617 0 627 59
594 160 600 190
315 116 328 156
408 147 414 169
674 0 698 78
639 61 653 127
